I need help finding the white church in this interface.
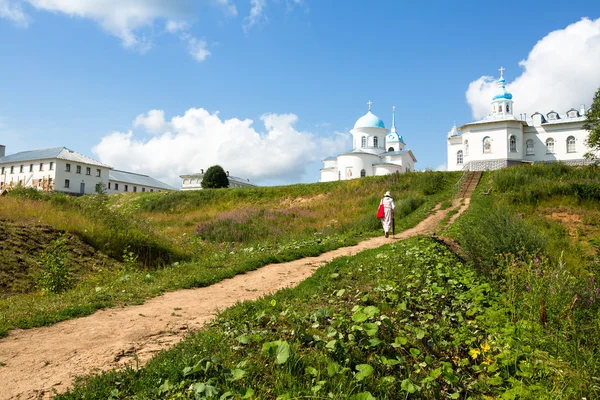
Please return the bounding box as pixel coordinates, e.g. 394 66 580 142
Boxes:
447 67 597 171
320 102 416 182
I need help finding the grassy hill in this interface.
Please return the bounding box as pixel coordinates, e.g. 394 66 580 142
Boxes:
0 171 458 336
4 164 599 398
54 164 600 399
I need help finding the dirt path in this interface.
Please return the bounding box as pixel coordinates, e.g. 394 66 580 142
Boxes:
0 198 469 399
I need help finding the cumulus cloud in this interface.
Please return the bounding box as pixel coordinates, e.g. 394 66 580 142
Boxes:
466 17 600 120
0 0 29 26
184 35 211 62
93 107 349 187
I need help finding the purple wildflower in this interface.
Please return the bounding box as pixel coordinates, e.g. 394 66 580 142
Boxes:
534 257 540 264
536 269 542 277
525 284 531 292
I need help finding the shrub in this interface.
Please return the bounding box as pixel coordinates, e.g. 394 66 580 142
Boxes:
34 235 72 294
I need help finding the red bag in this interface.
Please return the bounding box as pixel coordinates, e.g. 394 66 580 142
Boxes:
376 203 385 219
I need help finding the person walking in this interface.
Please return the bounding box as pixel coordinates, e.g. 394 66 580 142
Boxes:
380 191 395 238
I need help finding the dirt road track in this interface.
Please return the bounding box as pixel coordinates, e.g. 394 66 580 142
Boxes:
0 198 468 399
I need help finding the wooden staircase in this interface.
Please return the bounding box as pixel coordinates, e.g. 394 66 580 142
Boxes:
456 171 482 198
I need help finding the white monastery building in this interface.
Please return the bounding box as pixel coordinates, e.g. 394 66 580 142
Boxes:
0 146 175 195
320 102 417 182
447 67 597 171
180 169 256 190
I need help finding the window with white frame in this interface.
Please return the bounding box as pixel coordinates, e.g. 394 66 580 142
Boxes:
360 169 366 177
483 137 491 153
86 167 91 175
567 136 576 153
49 162 54 170
457 150 463 165
526 139 534 156
66 163 71 172
373 137 378 148
546 138 555 154
361 137 367 148
509 135 517 152
64 179 70 188
96 169 101 177
76 165 81 174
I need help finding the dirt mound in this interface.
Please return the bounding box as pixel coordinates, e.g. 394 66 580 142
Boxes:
0 220 117 297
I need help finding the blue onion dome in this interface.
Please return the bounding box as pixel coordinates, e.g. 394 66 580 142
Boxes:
493 77 513 100
354 111 385 129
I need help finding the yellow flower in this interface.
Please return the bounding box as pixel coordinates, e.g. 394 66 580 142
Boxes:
481 343 491 353
469 348 481 360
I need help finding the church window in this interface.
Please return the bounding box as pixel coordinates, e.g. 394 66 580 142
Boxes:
567 136 576 153
388 147 394 152
457 150 463 165
499 105 503 113
483 136 491 153
509 135 517 152
360 169 366 177
373 137 378 148
526 139 534 156
506 104 510 113
546 138 554 154
464 140 469 156
361 137 367 148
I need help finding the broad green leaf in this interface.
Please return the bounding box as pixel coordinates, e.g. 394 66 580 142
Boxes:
230 369 246 381
262 340 290 364
363 306 380 318
240 388 255 399
363 322 379 336
410 348 421 358
237 335 250 345
305 366 318 377
352 309 368 322
401 379 418 393
336 289 346 296
355 364 374 381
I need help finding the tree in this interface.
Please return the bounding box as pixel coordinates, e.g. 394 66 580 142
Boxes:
583 86 600 160
201 165 230 189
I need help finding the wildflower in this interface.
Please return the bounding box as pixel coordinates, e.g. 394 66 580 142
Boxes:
535 269 542 277
480 343 491 353
534 257 540 264
525 284 531 292
469 348 481 360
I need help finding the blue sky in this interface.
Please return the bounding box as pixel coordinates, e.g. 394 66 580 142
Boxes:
1 1 599 187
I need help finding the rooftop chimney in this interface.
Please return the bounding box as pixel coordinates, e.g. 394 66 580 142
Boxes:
226 170 230 177
0 145 5 158
580 104 586 116
200 169 204 174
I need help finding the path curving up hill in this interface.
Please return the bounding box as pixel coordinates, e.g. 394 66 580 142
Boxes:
0 188 477 399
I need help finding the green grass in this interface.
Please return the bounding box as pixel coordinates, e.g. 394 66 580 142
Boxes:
58 237 595 399
0 171 460 336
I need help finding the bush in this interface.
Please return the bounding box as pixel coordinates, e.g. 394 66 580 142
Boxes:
34 235 72 294
456 197 546 278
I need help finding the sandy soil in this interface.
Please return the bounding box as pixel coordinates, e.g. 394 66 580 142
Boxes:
0 198 469 399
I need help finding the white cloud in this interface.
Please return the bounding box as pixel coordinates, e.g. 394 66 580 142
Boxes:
0 0 29 26
466 17 600 120
93 107 348 186
212 0 237 16
133 109 169 134
185 35 211 62
243 0 266 32
165 19 188 34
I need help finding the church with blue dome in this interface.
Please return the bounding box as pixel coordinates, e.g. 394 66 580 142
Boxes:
320 101 416 182
447 67 597 171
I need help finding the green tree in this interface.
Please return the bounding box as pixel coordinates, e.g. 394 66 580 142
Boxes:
201 165 230 189
584 86 600 160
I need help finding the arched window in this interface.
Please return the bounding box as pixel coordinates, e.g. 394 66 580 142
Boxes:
373 137 378 148
361 137 367 148
360 169 366 177
509 135 517 152
526 139 534 156
546 138 554 154
499 105 503 113
506 104 510 113
567 136 576 153
457 150 463 165
464 140 469 156
483 136 491 153
388 147 394 152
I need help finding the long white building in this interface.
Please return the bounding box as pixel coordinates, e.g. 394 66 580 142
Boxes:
447 68 597 171
0 146 174 195
320 102 416 182
180 169 255 190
